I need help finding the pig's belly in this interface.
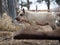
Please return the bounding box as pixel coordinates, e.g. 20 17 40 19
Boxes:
37 20 48 25
33 18 48 25
38 17 47 22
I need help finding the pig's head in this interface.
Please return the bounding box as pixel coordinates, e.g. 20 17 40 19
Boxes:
16 9 28 22
18 8 25 16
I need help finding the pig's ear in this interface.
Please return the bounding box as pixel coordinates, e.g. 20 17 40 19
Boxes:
22 8 25 14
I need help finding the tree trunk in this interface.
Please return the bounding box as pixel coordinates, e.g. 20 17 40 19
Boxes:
14 29 60 40
47 0 50 12
27 0 30 10
8 0 16 19
0 0 2 18
36 5 38 11
15 0 19 16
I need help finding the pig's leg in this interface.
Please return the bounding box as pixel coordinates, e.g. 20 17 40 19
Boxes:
51 25 56 30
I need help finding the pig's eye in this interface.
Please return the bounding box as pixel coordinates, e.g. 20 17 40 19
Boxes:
20 14 24 16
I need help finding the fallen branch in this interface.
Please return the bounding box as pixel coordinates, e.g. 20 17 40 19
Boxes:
14 28 60 40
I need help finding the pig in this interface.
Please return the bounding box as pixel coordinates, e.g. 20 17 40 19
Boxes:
15 9 59 30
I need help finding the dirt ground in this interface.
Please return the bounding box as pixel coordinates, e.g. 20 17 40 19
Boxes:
0 13 60 45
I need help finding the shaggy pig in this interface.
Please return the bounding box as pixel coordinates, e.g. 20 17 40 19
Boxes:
16 9 59 30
